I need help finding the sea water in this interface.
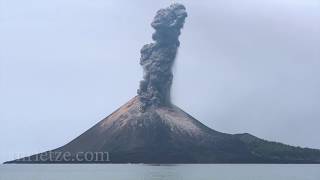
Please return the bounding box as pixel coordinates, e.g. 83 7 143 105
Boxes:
0 164 319 180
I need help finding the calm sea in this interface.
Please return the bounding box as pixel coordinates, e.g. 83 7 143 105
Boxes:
0 164 319 180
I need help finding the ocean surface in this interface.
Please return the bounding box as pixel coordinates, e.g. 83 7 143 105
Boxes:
0 164 319 180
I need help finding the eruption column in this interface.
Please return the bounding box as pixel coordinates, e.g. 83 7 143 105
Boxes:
137 3 188 111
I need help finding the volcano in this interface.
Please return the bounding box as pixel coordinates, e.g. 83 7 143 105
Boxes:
6 3 320 164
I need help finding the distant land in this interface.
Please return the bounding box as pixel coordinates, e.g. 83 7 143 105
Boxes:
5 3 320 164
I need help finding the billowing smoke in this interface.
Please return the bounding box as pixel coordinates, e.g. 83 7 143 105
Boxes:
137 3 188 111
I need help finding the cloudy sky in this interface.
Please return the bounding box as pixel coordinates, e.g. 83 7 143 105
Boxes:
0 0 319 163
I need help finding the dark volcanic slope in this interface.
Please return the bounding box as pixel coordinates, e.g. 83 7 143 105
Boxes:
5 3 320 164
6 97 320 164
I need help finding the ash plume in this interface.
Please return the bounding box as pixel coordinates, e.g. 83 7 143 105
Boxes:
137 3 188 111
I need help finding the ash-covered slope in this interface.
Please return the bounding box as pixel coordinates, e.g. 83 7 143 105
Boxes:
5 3 320 164
49 98 320 163
7 96 320 163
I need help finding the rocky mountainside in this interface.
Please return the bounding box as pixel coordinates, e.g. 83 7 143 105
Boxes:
5 3 320 164
6 96 320 163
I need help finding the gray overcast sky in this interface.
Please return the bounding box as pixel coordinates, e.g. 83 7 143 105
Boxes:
0 0 319 163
